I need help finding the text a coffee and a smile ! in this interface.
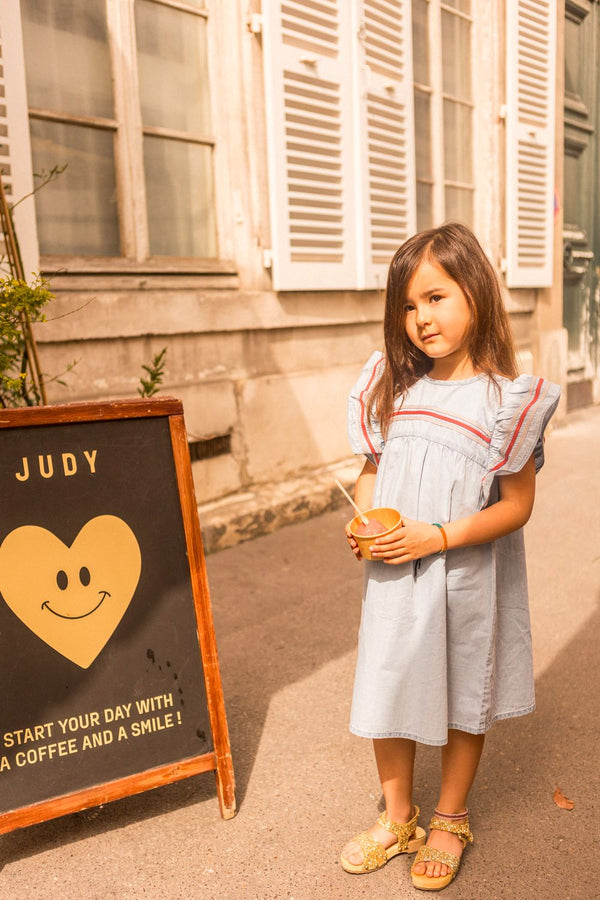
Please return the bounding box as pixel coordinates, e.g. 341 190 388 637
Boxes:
14 450 98 482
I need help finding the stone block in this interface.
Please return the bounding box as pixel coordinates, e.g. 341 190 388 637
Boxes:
242 324 382 377
34 286 384 343
240 365 359 483
535 327 568 419
535 327 568 388
175 381 237 440
197 458 362 553
155 332 245 383
192 453 241 505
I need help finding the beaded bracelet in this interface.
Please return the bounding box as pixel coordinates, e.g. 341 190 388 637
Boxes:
432 522 448 553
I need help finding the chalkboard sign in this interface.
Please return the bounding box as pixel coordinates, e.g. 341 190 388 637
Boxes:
0 398 235 833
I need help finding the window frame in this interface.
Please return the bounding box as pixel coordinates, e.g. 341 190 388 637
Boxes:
412 0 475 229
261 0 416 292
22 0 228 272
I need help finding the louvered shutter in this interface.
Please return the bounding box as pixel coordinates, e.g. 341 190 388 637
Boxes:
0 2 39 278
356 0 416 289
262 0 359 290
505 0 556 288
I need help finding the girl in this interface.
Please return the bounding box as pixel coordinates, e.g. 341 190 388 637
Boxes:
339 223 560 891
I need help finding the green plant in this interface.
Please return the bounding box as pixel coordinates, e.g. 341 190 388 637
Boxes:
138 346 168 398
0 274 52 407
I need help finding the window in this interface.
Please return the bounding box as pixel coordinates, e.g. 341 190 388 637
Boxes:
504 0 556 287
262 0 416 291
411 0 474 229
20 0 216 261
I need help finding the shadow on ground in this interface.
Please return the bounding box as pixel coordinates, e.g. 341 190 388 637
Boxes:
1 506 597 900
0 507 362 868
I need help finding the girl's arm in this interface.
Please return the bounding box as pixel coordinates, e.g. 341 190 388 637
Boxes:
354 458 378 510
370 454 536 565
345 458 378 559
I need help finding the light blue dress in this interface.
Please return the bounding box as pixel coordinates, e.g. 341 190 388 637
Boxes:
347 352 561 746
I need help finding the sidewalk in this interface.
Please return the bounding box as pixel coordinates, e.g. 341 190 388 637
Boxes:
1 407 599 900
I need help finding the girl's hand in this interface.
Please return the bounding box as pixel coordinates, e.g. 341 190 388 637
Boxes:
369 518 444 565
345 520 362 560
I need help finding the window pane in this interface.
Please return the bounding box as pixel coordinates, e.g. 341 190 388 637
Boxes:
414 90 432 180
443 100 472 183
135 0 211 134
412 0 430 86
29 120 120 255
416 182 433 231
20 0 113 119
144 136 216 257
445 186 473 225
441 10 471 100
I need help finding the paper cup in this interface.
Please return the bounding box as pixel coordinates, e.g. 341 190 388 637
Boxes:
349 507 403 560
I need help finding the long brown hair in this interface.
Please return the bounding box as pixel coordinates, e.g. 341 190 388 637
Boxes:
369 222 519 437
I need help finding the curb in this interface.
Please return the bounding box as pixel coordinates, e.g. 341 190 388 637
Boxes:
197 459 362 554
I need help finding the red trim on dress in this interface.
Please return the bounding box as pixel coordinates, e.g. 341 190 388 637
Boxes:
489 378 543 473
391 408 491 443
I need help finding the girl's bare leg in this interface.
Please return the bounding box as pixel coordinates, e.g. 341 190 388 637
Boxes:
342 737 417 865
412 729 485 879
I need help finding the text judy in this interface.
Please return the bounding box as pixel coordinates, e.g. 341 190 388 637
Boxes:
14 450 98 482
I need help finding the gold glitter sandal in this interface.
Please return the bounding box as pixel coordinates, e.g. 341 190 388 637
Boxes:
340 805 426 874
410 814 473 891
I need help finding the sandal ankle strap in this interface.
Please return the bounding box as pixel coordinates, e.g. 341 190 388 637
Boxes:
377 804 420 850
434 807 468 820
428 814 474 846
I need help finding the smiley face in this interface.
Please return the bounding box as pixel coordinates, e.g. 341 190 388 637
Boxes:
0 516 142 668
42 563 110 620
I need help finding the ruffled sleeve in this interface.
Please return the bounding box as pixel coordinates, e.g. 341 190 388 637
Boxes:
347 351 386 464
479 374 561 507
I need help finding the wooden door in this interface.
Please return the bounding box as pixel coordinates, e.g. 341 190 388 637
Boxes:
563 0 600 408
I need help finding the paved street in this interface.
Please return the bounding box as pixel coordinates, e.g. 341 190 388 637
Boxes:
1 406 599 900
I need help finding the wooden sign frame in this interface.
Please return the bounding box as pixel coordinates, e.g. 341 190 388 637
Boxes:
0 398 235 833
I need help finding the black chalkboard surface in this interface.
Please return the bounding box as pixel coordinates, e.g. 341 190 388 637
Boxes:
0 399 235 832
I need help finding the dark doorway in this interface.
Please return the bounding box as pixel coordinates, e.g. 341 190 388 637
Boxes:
563 0 600 409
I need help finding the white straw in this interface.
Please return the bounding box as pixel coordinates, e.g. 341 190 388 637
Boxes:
335 479 369 525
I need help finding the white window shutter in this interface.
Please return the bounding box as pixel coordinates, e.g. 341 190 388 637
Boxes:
0 1 39 279
505 0 556 288
262 0 360 290
355 0 416 290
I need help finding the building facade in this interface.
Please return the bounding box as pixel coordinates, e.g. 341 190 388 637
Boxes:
0 1 595 550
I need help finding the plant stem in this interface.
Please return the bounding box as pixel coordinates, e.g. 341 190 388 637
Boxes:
0 173 47 404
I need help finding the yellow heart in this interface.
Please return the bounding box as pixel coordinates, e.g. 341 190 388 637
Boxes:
0 516 141 669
